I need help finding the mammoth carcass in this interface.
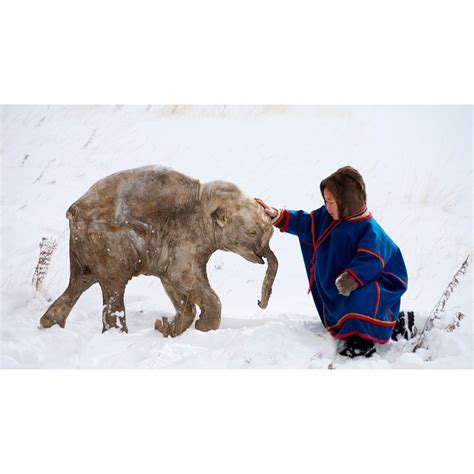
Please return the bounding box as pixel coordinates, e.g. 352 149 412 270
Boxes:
39 166 278 336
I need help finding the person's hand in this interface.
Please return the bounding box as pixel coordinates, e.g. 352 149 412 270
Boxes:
255 198 278 218
335 272 359 296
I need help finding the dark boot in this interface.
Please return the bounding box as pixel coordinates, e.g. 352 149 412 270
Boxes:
392 311 417 341
339 335 376 358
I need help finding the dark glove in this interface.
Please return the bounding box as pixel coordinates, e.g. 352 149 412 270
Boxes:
335 272 359 296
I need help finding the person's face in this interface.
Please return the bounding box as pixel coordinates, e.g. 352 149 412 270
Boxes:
323 188 340 220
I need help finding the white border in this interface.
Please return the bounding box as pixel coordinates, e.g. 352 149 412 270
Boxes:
0 1 473 103
1 1 473 473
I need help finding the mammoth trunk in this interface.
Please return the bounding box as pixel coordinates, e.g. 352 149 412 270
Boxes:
258 247 278 309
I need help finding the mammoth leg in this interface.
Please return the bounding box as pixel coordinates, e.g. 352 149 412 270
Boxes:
194 283 222 332
100 281 128 333
155 282 196 337
39 254 96 329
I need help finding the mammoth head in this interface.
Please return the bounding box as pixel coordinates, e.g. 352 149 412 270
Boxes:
204 181 279 309
207 183 273 263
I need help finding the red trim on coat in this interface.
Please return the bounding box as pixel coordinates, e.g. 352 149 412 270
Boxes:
327 312 397 332
307 219 342 293
357 247 385 267
281 211 291 233
307 212 318 293
310 210 317 246
388 308 394 322
343 268 364 287
348 214 373 223
316 219 339 246
382 271 408 287
273 210 286 227
332 330 390 344
374 282 381 319
343 206 368 220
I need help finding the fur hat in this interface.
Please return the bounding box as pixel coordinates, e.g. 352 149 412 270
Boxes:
320 166 367 219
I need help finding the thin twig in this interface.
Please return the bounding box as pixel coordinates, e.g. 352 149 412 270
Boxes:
413 254 470 352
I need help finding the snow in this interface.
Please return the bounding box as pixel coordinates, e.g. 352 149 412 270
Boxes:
1 105 472 368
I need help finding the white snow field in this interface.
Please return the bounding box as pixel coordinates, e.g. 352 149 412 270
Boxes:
0 105 472 368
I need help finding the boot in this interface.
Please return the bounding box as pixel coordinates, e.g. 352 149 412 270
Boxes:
392 311 417 341
339 335 376 358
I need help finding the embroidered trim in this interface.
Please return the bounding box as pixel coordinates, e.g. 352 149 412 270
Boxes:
316 219 339 246
281 211 291 232
307 211 319 294
344 268 364 287
357 247 385 267
344 206 368 220
374 282 381 319
332 330 390 344
311 210 317 246
382 271 408 287
273 210 286 227
348 214 373 223
343 206 373 222
327 312 397 331
307 218 342 293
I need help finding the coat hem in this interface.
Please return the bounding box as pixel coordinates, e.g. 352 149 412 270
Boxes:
327 312 397 331
331 329 390 344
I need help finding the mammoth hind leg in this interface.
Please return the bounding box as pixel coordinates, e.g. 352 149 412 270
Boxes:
100 281 128 333
155 282 196 337
39 257 96 329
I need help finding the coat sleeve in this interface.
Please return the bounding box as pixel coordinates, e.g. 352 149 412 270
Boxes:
342 227 394 287
273 210 312 241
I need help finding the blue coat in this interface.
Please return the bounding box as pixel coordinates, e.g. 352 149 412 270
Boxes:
274 206 408 343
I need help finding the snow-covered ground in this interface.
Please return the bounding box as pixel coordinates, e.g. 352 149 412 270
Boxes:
1 105 472 368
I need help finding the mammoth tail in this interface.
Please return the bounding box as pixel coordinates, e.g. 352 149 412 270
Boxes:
258 246 278 309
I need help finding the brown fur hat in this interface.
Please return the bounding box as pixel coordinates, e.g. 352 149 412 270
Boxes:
319 166 367 219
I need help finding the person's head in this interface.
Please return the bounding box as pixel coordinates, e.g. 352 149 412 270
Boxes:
320 166 367 220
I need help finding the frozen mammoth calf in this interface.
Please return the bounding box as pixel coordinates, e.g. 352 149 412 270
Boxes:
39 166 278 336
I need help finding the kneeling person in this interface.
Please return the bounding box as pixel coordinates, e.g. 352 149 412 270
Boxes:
257 166 409 358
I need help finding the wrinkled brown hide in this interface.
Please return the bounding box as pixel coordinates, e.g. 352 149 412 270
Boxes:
39 166 278 336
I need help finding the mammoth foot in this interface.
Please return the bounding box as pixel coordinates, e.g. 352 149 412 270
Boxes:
39 312 66 329
195 318 220 332
102 323 128 334
155 317 182 338
155 316 219 336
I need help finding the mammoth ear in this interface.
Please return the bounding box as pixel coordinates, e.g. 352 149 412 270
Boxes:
211 207 226 228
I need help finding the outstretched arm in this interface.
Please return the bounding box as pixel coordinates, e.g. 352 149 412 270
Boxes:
255 198 312 239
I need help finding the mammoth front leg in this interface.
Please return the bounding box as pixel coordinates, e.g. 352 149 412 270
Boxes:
155 282 197 337
100 281 128 333
194 283 222 332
